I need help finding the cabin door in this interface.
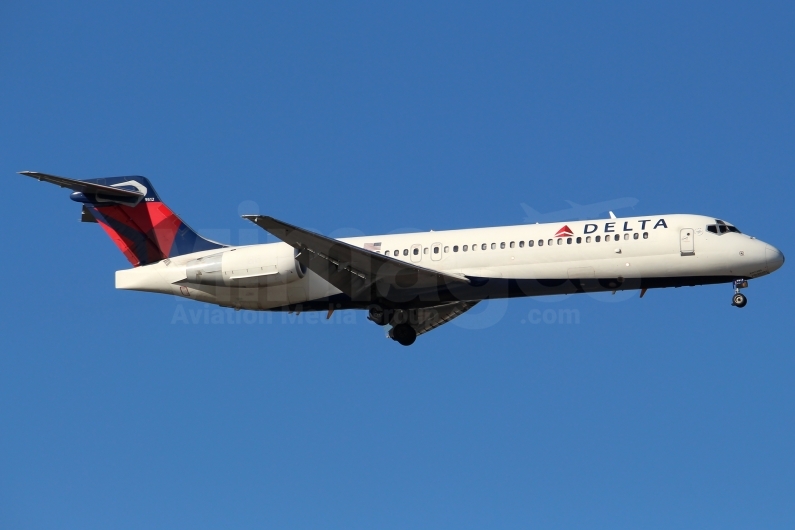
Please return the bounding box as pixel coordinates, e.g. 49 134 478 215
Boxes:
680 228 694 255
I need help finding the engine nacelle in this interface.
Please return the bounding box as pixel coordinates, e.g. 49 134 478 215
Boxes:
185 244 306 287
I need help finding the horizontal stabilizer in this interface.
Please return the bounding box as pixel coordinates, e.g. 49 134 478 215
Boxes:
18 170 225 266
19 171 145 203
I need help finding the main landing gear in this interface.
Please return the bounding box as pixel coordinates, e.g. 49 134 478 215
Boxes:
389 324 417 346
367 306 389 326
368 306 417 346
731 279 748 308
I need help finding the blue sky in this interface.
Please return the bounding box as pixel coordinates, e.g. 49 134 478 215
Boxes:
1 2 793 528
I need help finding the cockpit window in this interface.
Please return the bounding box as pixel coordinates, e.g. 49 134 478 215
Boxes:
707 221 741 234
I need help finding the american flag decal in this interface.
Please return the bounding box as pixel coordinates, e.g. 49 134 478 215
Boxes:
364 242 381 252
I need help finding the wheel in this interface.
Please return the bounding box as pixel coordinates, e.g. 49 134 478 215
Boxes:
367 306 389 326
732 293 747 308
390 325 416 346
389 324 417 346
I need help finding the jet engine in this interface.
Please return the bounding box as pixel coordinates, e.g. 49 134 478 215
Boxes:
185 244 306 287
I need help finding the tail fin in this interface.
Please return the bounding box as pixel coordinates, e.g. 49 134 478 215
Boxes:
19 171 225 267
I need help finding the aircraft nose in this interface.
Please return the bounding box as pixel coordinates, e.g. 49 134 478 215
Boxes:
766 246 785 273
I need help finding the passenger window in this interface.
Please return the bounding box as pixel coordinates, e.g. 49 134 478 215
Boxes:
482 243 487 250
500 242 505 249
624 233 629 240
424 248 428 254
633 233 639 240
444 246 449 253
538 240 544 247
463 245 468 251
510 241 515 248
586 236 591 243
528 240 534 247
453 245 458 252
576 237 582 244
643 232 649 239
394 249 398 255
403 249 408 256
433 247 439 254
385 250 390 256
595 236 601 242
519 241 524 248
567 237 572 244
557 239 562 246
548 239 553 246
491 243 496 250
413 248 419 255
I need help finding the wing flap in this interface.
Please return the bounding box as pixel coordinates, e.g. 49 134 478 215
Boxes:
410 301 479 336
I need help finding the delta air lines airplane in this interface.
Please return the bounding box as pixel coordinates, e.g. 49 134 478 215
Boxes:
20 171 785 346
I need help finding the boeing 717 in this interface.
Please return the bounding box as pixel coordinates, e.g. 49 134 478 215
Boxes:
19 171 785 346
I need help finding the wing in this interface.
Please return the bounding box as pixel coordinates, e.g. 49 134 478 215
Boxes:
409 301 479 337
243 215 470 303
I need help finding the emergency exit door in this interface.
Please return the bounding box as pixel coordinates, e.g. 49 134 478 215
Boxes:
680 228 694 255
410 244 422 263
431 242 442 261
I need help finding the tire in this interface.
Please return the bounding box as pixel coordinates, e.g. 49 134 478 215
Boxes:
732 293 747 308
367 306 388 326
389 324 417 346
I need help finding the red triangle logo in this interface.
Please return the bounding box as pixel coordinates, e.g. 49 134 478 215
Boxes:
555 225 574 237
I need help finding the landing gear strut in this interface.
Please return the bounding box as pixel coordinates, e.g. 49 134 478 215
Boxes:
732 279 748 308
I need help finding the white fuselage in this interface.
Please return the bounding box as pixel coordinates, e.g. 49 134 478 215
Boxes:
116 214 784 311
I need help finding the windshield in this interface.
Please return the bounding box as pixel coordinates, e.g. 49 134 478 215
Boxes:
707 219 741 234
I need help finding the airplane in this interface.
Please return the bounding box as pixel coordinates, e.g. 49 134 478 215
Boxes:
18 171 785 346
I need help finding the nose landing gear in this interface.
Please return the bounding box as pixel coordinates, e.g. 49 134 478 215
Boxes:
732 292 747 307
732 279 748 308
